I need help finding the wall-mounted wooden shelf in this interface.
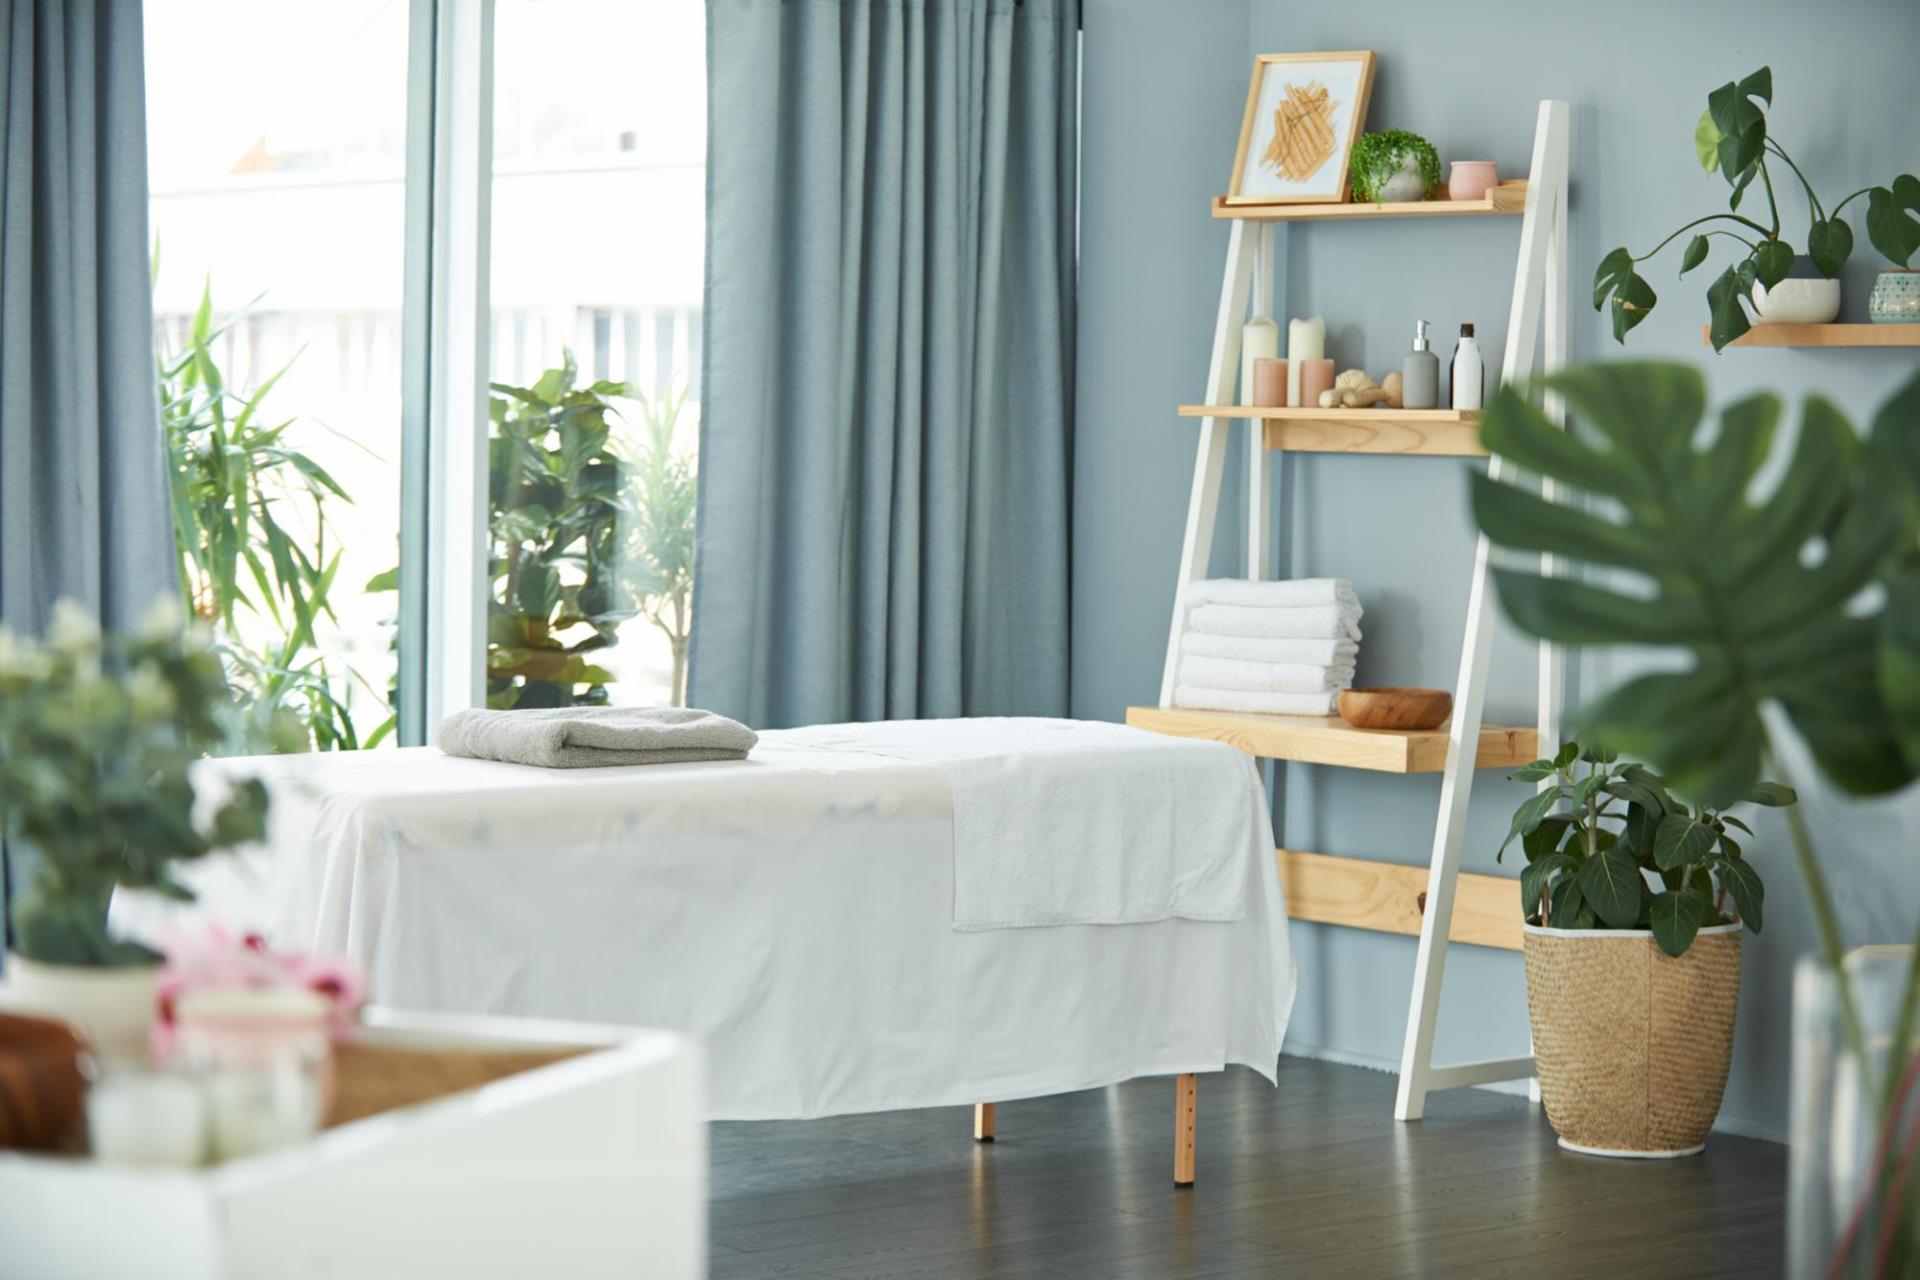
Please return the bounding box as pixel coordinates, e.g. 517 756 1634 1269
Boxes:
1177 405 1485 456
1278 849 1522 951
1124 707 1536 773
1212 180 1527 222
1702 323 1920 348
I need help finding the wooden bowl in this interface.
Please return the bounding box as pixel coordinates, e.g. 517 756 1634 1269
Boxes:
1338 687 1453 731
0 1011 86 1151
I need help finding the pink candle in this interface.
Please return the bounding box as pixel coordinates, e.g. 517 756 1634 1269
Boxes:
1300 359 1336 408
1252 358 1288 407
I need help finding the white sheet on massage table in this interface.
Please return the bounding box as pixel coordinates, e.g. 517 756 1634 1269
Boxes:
115 728 1295 1120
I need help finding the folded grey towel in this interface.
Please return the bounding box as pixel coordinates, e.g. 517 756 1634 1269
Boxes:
436 706 757 769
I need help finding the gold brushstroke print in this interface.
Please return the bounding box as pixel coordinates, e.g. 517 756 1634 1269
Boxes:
1261 80 1339 184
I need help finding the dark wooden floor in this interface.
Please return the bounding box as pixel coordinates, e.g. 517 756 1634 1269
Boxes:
709 1057 1786 1280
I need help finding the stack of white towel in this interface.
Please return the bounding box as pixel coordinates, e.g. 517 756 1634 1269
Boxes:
1174 578 1361 716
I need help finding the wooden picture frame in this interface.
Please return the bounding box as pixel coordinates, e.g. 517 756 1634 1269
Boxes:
1226 51 1376 206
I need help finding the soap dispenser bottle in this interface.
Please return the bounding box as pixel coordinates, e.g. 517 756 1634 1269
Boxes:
1402 320 1438 410
1451 322 1484 410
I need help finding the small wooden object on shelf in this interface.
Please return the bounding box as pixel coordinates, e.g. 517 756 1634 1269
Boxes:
1701 322 1920 348
1338 687 1453 731
1210 179 1527 222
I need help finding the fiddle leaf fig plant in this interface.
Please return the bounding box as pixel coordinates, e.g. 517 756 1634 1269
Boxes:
0 603 271 967
486 353 640 710
1497 740 1790 957
1595 67 1920 350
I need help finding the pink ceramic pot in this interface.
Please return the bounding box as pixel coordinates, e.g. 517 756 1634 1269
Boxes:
1448 161 1498 203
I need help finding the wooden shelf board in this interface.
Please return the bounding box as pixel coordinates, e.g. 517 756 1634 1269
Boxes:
1279 849 1521 951
1125 706 1536 773
1703 323 1920 348
1213 181 1527 223
1178 406 1485 457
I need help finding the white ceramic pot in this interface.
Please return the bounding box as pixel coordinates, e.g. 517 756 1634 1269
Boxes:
1376 158 1427 203
3 953 160 1063
1750 257 1842 325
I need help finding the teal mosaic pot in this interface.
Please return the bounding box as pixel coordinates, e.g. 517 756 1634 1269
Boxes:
1871 270 1920 323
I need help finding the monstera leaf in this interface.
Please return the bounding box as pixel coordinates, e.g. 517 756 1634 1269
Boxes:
1470 361 1920 807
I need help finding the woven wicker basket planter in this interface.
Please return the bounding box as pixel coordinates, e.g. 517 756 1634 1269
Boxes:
1522 921 1742 1158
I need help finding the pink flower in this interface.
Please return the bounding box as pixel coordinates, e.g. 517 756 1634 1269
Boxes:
153 921 367 1049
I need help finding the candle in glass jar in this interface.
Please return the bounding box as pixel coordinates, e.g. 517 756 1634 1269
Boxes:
87 1068 208 1167
1285 317 1326 406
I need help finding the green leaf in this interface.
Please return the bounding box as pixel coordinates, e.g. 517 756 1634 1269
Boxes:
1548 877 1595 931
1717 856 1765 932
1754 241 1795 290
1473 362 1920 808
1521 814 1574 863
1808 218 1854 278
1554 741 1580 770
1707 264 1752 351
1694 110 1724 173
1707 71 1769 138
1866 176 1920 269
1499 786 1562 856
1593 247 1636 312
1577 845 1645 928
1680 234 1711 276
1611 270 1658 344
1508 759 1558 783
1651 889 1706 957
1742 781 1799 807
1520 852 1574 920
1653 812 1717 870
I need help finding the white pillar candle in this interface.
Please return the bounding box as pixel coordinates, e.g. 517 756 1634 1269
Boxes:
1240 316 1279 406
1285 317 1326 407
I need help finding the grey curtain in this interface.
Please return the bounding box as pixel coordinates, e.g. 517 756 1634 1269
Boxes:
690 0 1077 728
0 0 173 946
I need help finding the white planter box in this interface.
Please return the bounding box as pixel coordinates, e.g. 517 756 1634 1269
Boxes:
0 1008 705 1280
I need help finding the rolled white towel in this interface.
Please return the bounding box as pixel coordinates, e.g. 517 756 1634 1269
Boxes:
1174 686 1340 716
1182 632 1358 666
1189 602 1362 642
1184 578 1359 612
1179 655 1353 693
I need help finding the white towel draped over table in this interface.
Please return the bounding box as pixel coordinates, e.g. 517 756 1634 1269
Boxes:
112 719 1294 1120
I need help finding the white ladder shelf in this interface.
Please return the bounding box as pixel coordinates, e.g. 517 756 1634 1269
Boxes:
1127 100 1571 1121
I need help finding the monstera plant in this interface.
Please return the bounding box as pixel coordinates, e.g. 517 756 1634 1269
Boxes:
1593 67 1920 350
1471 361 1920 1267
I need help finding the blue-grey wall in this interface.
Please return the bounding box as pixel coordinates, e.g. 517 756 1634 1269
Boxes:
1075 0 1920 1141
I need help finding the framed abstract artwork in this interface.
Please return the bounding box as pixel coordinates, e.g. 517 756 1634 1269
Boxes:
1226 51 1376 205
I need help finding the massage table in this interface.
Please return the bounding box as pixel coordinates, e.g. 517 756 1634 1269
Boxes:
117 717 1295 1185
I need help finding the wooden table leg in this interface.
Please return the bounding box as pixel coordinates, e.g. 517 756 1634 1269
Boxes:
1174 1073 1197 1186
974 1102 996 1142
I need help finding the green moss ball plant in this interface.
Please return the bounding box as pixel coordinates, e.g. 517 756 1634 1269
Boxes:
1348 130 1442 203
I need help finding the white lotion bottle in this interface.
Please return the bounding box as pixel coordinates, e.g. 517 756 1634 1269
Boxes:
1450 322 1484 411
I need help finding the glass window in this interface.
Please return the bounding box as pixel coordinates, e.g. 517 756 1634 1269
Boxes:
485 0 705 709
145 0 410 749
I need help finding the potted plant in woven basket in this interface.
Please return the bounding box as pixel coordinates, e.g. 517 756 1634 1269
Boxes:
0 602 273 1062
1497 742 1792 1157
